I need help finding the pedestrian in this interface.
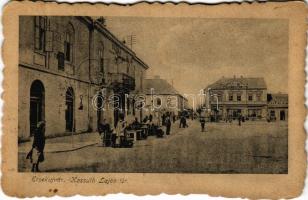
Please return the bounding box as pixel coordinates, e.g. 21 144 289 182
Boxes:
98 119 112 146
143 116 148 123
238 114 242 126
165 116 171 135
229 115 232 123
172 115 176 123
26 121 46 172
115 113 126 147
200 116 205 132
131 117 140 129
179 115 184 128
149 114 153 122
183 116 188 128
162 113 166 126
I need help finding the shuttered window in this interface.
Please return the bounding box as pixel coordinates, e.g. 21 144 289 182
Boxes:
34 17 46 51
64 32 72 61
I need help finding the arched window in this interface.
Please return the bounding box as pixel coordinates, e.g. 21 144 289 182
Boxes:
64 23 74 62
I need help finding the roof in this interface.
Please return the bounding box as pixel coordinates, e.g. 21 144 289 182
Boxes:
270 93 288 98
143 79 183 97
207 77 267 90
78 16 149 69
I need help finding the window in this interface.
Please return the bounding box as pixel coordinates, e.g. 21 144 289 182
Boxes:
64 24 74 63
126 56 130 74
157 98 161 106
98 48 104 74
34 16 46 51
229 94 233 101
256 93 262 101
64 32 72 61
57 52 65 70
237 95 241 101
248 95 253 101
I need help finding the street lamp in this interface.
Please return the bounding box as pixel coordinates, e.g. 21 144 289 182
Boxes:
208 88 219 122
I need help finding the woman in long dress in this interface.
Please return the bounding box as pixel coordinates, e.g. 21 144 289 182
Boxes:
115 114 126 147
27 121 46 172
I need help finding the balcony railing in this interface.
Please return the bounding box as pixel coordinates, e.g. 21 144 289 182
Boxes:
109 72 135 90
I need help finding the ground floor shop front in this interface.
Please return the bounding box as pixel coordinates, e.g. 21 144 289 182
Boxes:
210 104 268 121
18 66 107 141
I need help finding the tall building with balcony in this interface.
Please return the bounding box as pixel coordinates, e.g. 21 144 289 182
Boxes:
91 18 148 127
18 16 148 141
205 76 268 120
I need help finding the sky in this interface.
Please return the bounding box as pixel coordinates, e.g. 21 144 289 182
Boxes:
105 17 289 103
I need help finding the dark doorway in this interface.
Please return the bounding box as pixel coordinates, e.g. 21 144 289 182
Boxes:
280 110 286 121
231 109 241 119
65 87 74 132
30 80 45 136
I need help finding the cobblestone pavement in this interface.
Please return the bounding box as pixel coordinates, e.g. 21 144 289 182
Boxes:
18 120 288 173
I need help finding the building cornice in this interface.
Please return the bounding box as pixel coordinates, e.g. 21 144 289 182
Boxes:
19 62 100 86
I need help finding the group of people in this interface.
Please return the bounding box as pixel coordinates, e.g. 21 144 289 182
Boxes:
142 112 172 136
97 111 175 147
98 114 130 147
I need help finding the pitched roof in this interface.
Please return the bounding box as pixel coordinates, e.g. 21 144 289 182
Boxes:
207 77 267 90
143 79 181 96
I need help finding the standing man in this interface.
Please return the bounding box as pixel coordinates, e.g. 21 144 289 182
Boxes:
200 116 206 132
115 113 126 147
179 114 184 128
162 113 166 126
98 119 112 146
172 114 176 123
165 115 172 135
238 113 242 126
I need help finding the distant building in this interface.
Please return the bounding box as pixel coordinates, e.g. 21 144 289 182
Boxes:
267 93 288 121
205 76 268 120
143 76 188 117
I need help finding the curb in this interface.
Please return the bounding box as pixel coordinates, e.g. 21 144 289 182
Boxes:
48 142 99 154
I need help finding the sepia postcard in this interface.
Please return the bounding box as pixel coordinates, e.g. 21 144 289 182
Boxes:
1 0 307 198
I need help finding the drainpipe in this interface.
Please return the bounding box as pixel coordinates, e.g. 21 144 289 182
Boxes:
87 20 94 131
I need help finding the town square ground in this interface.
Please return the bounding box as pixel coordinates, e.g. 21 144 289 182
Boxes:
19 120 288 174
